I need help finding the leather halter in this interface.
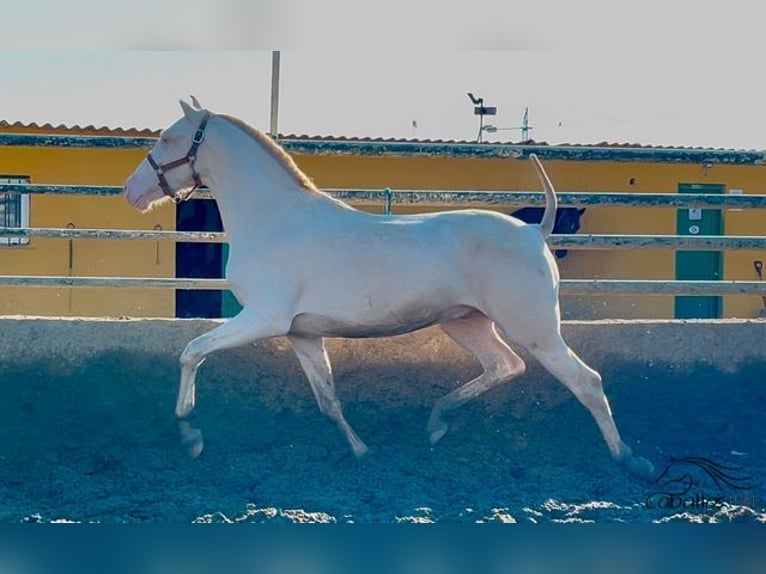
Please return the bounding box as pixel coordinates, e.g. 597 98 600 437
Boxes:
146 112 211 203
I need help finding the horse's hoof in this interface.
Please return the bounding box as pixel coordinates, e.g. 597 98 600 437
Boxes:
179 421 204 459
622 455 655 482
352 442 370 458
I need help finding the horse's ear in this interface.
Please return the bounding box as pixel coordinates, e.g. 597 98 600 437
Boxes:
190 95 203 110
179 99 196 119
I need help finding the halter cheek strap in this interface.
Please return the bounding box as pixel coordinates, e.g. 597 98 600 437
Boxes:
147 112 211 203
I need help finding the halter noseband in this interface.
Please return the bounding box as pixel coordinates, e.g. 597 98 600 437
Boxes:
147 112 211 203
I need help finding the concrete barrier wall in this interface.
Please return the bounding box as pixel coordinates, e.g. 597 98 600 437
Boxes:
1 317 764 411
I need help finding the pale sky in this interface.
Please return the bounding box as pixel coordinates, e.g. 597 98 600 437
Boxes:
1 1 765 149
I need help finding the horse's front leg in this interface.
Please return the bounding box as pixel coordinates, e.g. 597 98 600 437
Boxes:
176 306 289 457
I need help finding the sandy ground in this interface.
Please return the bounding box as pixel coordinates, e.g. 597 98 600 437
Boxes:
0 348 764 523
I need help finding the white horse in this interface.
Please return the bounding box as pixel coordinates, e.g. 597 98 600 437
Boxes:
124 99 654 480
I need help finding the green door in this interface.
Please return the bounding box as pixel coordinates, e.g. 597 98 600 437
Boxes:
221 243 243 317
674 183 724 319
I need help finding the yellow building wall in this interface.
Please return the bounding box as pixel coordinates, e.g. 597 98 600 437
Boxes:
0 145 175 317
1 142 764 319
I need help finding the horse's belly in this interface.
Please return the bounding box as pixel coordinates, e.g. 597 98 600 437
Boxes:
288 305 476 338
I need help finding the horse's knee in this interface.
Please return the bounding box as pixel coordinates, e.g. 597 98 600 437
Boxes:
571 369 613 414
504 356 526 379
491 353 525 382
180 340 204 369
581 368 605 397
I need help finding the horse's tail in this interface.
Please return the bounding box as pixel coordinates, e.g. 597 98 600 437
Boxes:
529 153 558 239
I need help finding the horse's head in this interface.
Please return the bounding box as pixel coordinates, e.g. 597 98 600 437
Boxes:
124 98 211 211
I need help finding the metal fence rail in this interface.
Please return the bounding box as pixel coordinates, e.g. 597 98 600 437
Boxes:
0 276 229 289
2 227 766 251
334 190 766 209
550 235 766 250
0 227 226 243
0 276 764 295
3 183 766 209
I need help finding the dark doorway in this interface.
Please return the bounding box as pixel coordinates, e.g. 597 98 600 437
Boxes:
175 199 224 318
511 206 587 259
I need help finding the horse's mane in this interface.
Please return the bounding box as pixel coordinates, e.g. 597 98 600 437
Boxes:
217 114 320 193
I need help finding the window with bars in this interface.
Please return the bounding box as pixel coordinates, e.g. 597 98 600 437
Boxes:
0 176 30 246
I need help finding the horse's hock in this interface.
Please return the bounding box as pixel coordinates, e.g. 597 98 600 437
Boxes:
1 317 764 413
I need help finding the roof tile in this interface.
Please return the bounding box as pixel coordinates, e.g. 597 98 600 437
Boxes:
0 120 760 153
0 120 160 137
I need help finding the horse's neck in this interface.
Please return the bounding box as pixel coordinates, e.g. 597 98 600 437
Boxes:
202 121 326 240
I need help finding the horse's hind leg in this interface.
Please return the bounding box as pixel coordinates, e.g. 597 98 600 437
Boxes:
506 326 655 480
288 335 369 457
428 312 526 445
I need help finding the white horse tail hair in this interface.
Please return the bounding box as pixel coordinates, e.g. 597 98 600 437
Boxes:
529 153 558 239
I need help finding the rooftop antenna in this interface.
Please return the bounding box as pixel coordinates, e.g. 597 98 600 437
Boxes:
482 107 534 141
521 107 531 141
467 93 497 142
